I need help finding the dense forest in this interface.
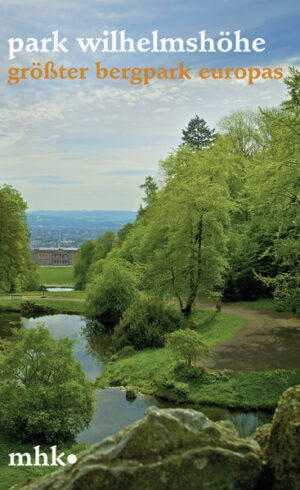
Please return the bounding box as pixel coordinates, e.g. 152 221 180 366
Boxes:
74 67 299 325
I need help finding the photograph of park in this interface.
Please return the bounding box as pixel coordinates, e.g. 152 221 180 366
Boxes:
0 0 299 489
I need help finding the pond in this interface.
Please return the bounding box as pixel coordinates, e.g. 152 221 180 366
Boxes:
0 312 273 442
46 287 74 292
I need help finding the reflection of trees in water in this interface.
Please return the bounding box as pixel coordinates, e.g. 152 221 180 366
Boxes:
80 319 113 363
0 312 22 337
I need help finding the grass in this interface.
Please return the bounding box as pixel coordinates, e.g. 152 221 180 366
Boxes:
38 267 75 286
0 299 84 315
96 308 300 410
0 441 88 490
6 291 86 299
226 298 277 311
192 309 245 346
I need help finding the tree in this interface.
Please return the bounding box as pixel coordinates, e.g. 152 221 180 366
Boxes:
113 297 191 351
137 175 158 219
130 145 232 317
0 325 95 443
85 257 140 328
218 110 261 157
118 222 134 244
181 115 216 150
166 329 210 366
245 67 300 312
74 240 96 290
0 185 38 292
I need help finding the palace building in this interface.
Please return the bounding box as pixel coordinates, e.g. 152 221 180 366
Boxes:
31 248 79 266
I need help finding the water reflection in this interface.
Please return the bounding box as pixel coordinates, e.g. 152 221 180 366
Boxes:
21 314 109 381
78 389 272 443
0 312 273 442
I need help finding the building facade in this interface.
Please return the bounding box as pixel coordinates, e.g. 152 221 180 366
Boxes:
31 248 79 266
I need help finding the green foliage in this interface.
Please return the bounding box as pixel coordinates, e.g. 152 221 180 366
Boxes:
118 222 135 243
0 185 37 293
113 298 192 351
137 175 158 219
0 325 94 443
181 115 216 150
74 232 117 290
120 144 232 317
74 240 95 290
166 328 210 366
85 257 140 327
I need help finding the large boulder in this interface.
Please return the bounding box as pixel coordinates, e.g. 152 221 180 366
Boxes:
266 385 300 490
20 407 262 490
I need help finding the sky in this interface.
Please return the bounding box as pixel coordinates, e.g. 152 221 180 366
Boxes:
0 0 299 211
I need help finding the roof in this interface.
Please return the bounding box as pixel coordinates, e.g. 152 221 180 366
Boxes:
31 248 79 251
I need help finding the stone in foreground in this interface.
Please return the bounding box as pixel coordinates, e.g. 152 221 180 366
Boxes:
266 385 300 490
21 407 262 490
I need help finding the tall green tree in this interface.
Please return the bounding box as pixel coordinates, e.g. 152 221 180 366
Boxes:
0 185 38 292
137 176 158 219
74 240 96 290
122 144 232 316
181 115 216 150
246 67 300 312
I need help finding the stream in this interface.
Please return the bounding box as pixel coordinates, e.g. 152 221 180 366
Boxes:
0 311 273 443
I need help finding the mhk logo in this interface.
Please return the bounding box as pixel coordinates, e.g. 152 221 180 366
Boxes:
8 446 77 466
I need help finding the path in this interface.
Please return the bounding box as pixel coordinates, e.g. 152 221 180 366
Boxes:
1 296 299 370
197 301 300 370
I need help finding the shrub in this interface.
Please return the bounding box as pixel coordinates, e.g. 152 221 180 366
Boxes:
113 298 192 351
0 325 95 444
85 258 140 328
166 328 210 366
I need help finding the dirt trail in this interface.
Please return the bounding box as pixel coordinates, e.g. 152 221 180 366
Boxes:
197 301 300 370
1 296 299 370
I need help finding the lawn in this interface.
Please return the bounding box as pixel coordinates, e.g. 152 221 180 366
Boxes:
38 267 75 286
0 299 84 315
227 298 277 311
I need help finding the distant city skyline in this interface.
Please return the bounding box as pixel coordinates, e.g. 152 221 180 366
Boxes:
1 0 299 210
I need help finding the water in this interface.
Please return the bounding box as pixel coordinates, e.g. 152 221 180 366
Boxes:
0 312 273 442
46 287 74 292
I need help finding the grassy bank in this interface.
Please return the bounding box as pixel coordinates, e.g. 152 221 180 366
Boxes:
38 267 75 286
0 441 88 490
0 299 84 315
96 308 300 410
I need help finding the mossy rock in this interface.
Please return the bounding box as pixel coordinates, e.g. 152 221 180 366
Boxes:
266 385 300 490
253 423 271 458
19 407 262 489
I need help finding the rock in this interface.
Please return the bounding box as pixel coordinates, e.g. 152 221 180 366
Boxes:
253 423 271 457
266 385 300 490
21 407 262 490
125 388 137 401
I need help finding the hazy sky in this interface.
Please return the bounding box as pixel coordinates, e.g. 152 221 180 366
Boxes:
0 0 299 211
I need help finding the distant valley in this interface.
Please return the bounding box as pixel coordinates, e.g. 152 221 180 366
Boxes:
27 210 137 248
